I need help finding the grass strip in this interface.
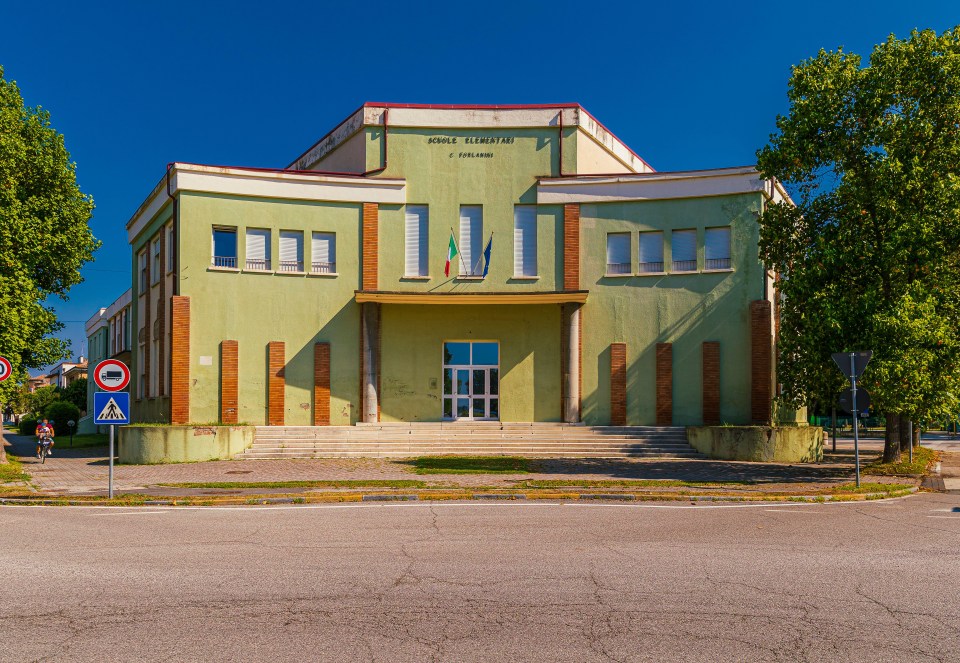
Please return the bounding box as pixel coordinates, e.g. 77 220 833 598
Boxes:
864 446 938 476
834 481 914 494
0 455 29 483
407 456 530 474
155 479 428 489
517 479 754 489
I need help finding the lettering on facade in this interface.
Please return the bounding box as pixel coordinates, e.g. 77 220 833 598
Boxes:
427 135 516 159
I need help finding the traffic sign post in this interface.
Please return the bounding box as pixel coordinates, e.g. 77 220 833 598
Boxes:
0 356 12 382
833 351 872 488
94 378 131 499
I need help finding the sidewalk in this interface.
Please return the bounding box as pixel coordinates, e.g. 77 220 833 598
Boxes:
1 432 915 499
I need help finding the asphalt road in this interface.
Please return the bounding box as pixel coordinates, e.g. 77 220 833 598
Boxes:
2 495 959 662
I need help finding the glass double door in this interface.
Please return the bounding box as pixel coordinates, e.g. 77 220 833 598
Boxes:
442 341 499 421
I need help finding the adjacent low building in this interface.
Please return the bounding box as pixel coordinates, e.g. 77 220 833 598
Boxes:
112 103 786 427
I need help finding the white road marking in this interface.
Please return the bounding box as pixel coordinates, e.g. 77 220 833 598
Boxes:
765 509 827 513
87 510 171 516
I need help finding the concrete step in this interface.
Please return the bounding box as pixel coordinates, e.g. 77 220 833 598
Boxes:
236 452 704 460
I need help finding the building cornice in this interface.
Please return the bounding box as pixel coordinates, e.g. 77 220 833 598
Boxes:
126 163 407 244
355 290 589 305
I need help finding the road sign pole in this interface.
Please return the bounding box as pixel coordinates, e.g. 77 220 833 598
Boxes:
109 425 114 499
849 353 860 488
831 407 837 453
908 421 913 464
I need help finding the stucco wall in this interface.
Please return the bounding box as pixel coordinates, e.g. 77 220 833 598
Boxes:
380 304 561 422
580 193 764 425
687 426 823 463
118 425 254 464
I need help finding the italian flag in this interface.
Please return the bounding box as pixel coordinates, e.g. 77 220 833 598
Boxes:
445 232 458 277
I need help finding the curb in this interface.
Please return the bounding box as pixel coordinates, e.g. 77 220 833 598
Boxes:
0 486 918 507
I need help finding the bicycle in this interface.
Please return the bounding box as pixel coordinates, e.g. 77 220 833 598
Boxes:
38 436 53 464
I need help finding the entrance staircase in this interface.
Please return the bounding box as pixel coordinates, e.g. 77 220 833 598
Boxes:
235 423 704 460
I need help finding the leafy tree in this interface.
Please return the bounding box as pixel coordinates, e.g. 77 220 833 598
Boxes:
59 377 88 413
0 66 98 403
23 385 59 417
757 27 960 462
44 400 80 436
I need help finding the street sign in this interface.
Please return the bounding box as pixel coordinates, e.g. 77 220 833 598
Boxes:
94 392 130 425
0 356 11 382
838 387 871 415
93 359 130 392
832 351 872 378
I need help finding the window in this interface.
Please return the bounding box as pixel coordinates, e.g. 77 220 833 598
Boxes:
459 206 483 276
638 231 664 273
513 205 537 277
122 310 128 351
606 233 631 275
212 227 238 268
405 205 429 277
167 225 175 272
110 319 116 355
279 231 304 272
671 229 697 272
245 228 271 271
138 250 147 291
705 227 732 270
311 232 336 274
151 238 161 283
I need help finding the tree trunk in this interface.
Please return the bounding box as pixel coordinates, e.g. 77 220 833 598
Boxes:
899 414 912 456
913 424 921 449
883 413 901 463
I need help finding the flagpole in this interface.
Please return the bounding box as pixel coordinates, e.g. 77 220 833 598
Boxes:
450 226 468 276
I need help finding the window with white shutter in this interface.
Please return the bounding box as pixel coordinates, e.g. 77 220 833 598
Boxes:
638 231 664 273
138 250 148 290
151 238 161 283
278 231 303 272
245 229 271 271
513 205 537 277
459 206 483 276
311 232 336 274
405 206 429 277
671 229 697 272
606 233 631 275
705 227 731 270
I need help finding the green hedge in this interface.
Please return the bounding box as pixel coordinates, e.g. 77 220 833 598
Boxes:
18 417 38 436
43 401 81 436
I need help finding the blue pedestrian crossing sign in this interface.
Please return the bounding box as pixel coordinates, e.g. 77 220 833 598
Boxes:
94 392 130 425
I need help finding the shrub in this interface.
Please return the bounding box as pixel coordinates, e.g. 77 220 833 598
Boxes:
18 417 38 436
43 401 81 436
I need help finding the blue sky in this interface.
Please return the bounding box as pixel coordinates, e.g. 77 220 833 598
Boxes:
2 1 957 371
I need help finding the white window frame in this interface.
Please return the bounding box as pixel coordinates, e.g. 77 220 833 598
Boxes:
405 205 429 278
151 237 161 284
459 206 483 277
211 226 238 268
278 230 304 273
138 250 148 292
671 229 698 273
704 227 732 271
513 205 538 278
606 233 632 275
245 228 272 271
311 232 336 274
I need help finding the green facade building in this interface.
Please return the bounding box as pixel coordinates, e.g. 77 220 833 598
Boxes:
121 103 787 427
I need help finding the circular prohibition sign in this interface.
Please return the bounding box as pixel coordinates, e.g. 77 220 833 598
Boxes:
0 356 11 382
93 359 131 392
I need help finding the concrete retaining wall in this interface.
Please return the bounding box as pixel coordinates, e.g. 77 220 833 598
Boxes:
118 426 254 464
687 426 823 463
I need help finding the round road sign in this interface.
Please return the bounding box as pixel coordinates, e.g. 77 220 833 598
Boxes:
0 356 11 382
94 359 130 392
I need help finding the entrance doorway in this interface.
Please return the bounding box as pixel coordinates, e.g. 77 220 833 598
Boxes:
442 341 499 421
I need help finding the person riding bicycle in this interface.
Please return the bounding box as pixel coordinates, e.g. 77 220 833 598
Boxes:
35 418 55 458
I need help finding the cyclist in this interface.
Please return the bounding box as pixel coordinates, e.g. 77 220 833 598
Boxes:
35 418 55 458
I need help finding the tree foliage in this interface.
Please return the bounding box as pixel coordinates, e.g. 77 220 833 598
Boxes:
0 66 98 402
60 377 87 413
757 27 960 459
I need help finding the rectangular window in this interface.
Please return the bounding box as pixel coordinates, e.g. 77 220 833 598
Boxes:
122 310 128 351
638 231 664 273
459 206 483 276
311 232 336 274
167 225 175 272
278 230 304 272
606 233 631 275
671 229 697 272
705 227 732 270
405 205 429 277
513 205 537 277
151 238 161 284
212 227 238 268
245 228 271 271
138 250 147 291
